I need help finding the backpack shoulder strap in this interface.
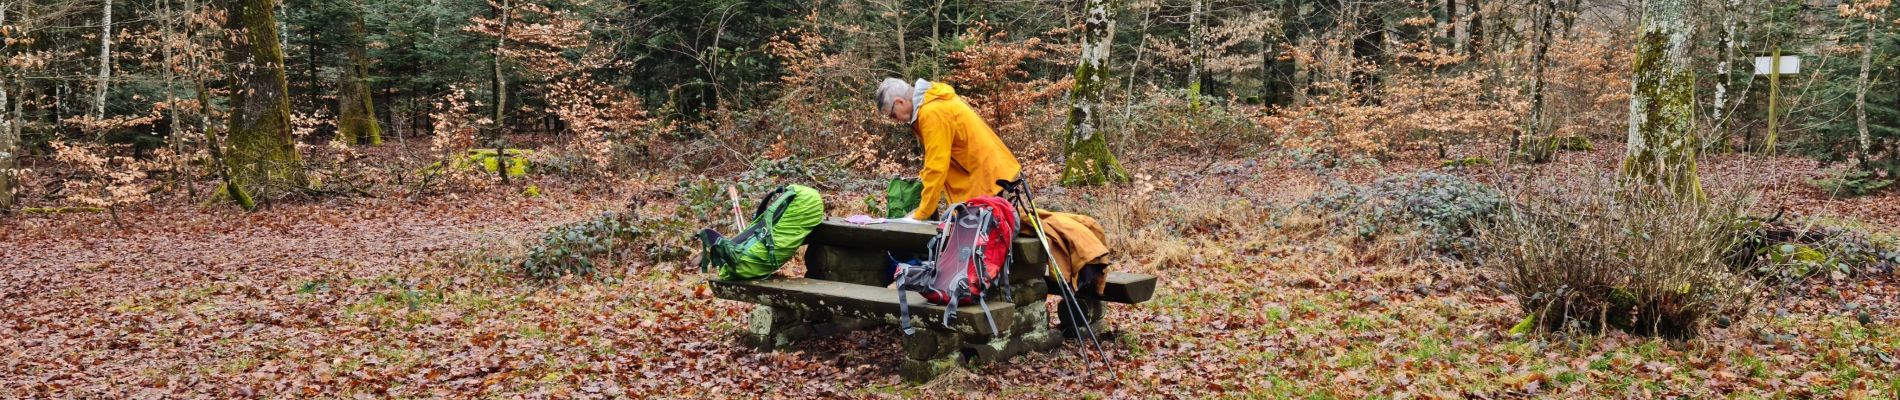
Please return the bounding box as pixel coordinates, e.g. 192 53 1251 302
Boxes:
748 186 793 222
758 190 799 252
897 262 916 336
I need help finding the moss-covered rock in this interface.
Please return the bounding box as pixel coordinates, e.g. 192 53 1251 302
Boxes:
466 149 530 177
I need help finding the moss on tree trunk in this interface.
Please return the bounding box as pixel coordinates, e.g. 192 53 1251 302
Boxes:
337 0 382 146
224 0 308 203
1061 0 1131 186
1622 0 1701 197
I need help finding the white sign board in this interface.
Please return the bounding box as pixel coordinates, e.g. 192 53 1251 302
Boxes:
1754 56 1801 75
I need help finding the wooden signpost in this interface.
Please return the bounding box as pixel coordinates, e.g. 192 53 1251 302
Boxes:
1755 49 1801 153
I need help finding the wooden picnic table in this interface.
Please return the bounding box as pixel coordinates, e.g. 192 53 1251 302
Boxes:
709 217 1157 382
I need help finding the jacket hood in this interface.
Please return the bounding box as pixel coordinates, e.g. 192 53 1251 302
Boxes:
922 81 958 103
909 80 960 125
908 79 930 124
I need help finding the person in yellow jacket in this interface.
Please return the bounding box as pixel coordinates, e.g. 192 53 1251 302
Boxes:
875 78 1022 222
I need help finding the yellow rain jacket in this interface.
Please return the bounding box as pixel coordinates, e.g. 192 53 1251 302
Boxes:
910 82 1022 220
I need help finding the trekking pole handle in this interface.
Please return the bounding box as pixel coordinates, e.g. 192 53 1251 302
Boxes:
727 186 744 231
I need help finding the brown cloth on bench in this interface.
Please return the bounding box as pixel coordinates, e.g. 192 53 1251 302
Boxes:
1030 209 1110 295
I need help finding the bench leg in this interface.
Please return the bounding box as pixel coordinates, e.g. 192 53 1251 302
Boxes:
958 299 1061 367
1056 297 1105 339
743 305 884 351
899 330 961 383
743 305 811 351
1017 299 1062 351
806 314 876 338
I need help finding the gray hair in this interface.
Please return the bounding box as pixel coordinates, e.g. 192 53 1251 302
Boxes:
875 78 912 115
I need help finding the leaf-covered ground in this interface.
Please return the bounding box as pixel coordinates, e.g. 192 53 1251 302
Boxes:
3 146 1897 398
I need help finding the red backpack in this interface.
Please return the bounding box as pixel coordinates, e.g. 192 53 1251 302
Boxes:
893 196 1018 335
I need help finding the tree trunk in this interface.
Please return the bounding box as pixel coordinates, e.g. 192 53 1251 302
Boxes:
1061 0 1130 186
931 0 945 58
1467 0 1484 55
1446 0 1458 44
224 0 308 206
1265 0 1300 106
1562 0 1580 33
1523 0 1554 151
337 0 382 146
158 0 188 196
304 16 317 112
1623 0 1701 196
1188 0 1203 112
1122 1 1154 119
1710 0 1738 151
0 3 14 210
491 0 510 184
1350 6 1384 102
94 0 112 119
1855 18 1876 170
893 0 907 74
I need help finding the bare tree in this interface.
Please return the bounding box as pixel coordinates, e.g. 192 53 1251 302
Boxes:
1851 5 1883 170
1709 0 1740 141
1188 0 1203 112
1523 0 1556 151
1062 0 1131 186
94 0 112 119
490 0 510 183
0 1 14 210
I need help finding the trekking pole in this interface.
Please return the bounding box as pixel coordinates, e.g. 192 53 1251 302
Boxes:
1013 194 1104 369
1017 179 1110 362
996 180 1100 367
999 179 1110 364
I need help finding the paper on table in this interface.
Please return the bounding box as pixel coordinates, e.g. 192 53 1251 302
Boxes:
843 215 888 225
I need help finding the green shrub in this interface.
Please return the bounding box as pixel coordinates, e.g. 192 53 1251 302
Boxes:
1813 169 1893 198
1303 172 1505 256
1479 181 1764 338
1739 222 1900 281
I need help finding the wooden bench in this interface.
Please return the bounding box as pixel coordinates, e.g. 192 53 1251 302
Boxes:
708 217 1158 382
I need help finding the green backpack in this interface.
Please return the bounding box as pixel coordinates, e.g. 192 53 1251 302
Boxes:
886 177 923 219
698 185 826 281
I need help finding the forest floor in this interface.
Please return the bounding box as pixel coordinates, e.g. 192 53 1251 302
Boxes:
2 140 1897 398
